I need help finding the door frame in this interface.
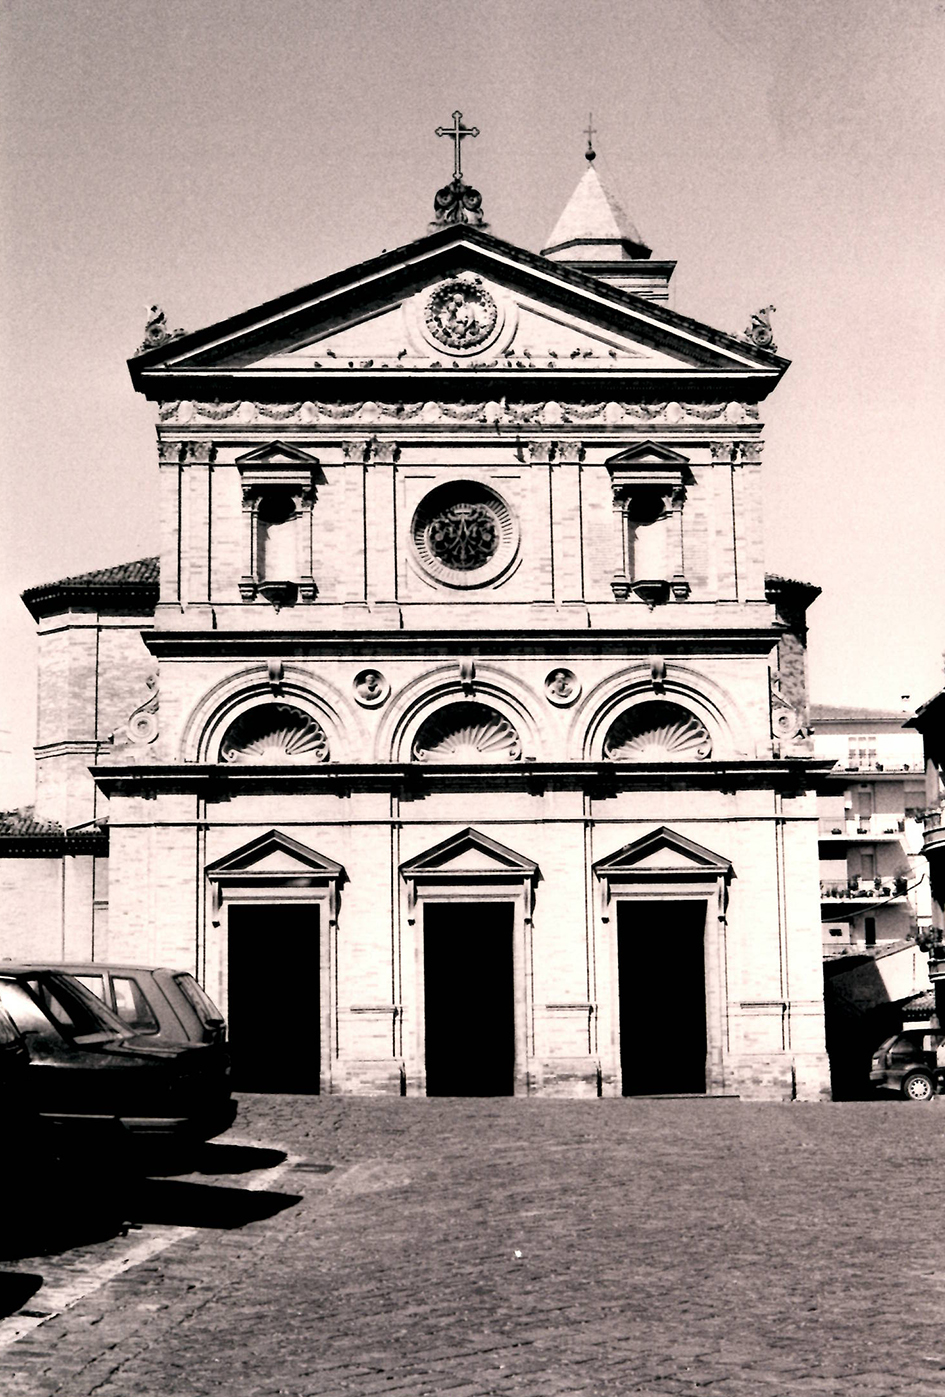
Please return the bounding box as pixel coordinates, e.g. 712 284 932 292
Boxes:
223 892 326 1092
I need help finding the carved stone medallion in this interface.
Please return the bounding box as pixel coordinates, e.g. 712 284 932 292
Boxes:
424 277 498 351
545 668 581 707
412 482 517 588
353 669 390 708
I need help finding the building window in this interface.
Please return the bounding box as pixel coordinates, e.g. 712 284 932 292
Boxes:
848 735 877 769
864 916 876 948
412 482 517 589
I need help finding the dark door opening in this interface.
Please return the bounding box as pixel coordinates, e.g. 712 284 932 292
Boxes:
617 899 707 1095
227 902 320 1093
423 902 515 1096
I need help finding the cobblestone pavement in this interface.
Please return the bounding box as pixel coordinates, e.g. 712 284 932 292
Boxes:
2 1096 944 1396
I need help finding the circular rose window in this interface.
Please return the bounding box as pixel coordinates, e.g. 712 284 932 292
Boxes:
412 482 517 588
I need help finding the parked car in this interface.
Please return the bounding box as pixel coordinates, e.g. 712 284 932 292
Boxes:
49 963 226 1053
0 967 235 1145
0 1000 30 1125
870 1030 943 1101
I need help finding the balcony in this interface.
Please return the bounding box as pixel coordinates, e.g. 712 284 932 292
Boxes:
920 809 945 860
821 876 910 904
818 816 906 840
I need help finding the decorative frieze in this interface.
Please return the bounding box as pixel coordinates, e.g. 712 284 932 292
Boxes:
158 399 760 428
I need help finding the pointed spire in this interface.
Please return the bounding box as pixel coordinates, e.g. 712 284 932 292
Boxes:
542 164 651 261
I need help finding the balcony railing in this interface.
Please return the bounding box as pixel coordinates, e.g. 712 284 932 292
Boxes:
818 816 906 838
820 877 910 901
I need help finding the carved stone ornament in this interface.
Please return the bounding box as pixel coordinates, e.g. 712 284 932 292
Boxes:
219 704 330 764
545 668 581 707
137 305 185 356
431 176 486 228
424 277 498 352
111 673 159 747
604 701 712 762
412 702 522 764
744 305 777 352
158 400 760 427
353 669 390 708
413 482 516 587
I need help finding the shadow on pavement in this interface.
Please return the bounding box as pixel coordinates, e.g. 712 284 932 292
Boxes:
189 1142 288 1175
0 1271 44 1320
127 1178 301 1229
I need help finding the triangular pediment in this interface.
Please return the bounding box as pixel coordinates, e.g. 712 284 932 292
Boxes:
128 225 787 396
593 826 733 878
235 441 321 468
401 826 539 879
206 829 344 880
606 441 691 467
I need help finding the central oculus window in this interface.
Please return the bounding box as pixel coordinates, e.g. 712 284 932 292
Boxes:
412 481 517 588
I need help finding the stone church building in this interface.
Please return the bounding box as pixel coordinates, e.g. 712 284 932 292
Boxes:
1 141 832 1099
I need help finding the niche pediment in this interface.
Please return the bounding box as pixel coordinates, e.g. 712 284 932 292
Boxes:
606 441 692 491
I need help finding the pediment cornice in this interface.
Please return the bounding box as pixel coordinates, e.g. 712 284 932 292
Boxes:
129 225 789 403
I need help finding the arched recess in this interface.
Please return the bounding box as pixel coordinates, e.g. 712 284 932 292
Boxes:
571 662 750 762
399 827 540 1097
204 829 346 1095
592 826 734 1097
378 664 542 764
180 664 359 764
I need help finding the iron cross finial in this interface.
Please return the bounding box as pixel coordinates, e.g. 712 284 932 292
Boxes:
435 110 480 182
584 113 597 163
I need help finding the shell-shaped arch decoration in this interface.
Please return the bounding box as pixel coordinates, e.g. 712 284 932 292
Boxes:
219 703 330 764
604 701 711 762
412 701 522 764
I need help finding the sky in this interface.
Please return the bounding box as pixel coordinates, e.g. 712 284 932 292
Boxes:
1 0 943 805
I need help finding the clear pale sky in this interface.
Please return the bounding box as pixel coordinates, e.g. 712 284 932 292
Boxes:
1 0 943 805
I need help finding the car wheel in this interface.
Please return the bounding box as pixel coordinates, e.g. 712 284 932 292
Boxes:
902 1071 934 1102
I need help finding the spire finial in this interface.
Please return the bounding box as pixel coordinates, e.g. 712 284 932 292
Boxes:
430 109 487 230
584 113 597 163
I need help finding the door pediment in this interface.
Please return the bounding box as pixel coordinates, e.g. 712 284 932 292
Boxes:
206 829 344 880
594 826 733 879
401 826 539 879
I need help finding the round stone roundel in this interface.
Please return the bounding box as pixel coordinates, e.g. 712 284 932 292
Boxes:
412 482 516 588
424 277 498 352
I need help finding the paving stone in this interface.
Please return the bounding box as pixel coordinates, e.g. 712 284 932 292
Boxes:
1 1098 944 1395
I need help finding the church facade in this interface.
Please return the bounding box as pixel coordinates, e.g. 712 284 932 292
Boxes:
2 151 832 1100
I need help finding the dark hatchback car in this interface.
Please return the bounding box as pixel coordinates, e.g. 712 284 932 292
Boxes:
53 964 227 1052
870 1030 943 1101
0 968 235 1144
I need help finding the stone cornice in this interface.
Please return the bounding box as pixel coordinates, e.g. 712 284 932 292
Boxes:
92 758 837 799
142 626 784 661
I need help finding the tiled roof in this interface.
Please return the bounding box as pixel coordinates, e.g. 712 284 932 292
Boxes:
810 703 915 725
0 807 108 855
0 808 63 838
22 557 159 621
902 989 937 1021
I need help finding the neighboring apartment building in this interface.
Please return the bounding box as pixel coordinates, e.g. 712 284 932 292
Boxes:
811 705 931 952
907 685 945 1027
